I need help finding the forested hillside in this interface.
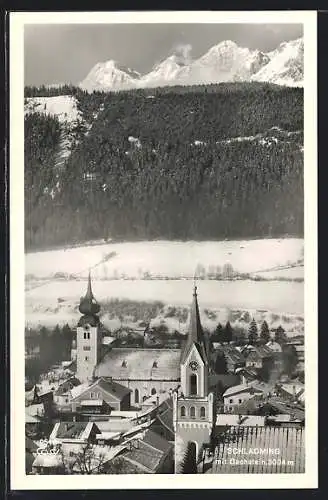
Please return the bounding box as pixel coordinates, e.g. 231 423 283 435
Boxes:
24 83 303 250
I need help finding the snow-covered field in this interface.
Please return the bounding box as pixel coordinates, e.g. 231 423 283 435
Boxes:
25 238 304 333
25 278 304 332
26 238 303 280
24 95 82 123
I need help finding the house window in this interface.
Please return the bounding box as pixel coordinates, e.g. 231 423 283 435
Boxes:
85 356 89 361
143 395 147 402
190 406 196 418
83 346 91 351
190 374 197 395
151 388 157 395
238 399 242 404
181 406 186 417
135 389 139 404
229 398 233 404
122 360 127 368
84 331 90 340
200 406 206 419
152 361 158 368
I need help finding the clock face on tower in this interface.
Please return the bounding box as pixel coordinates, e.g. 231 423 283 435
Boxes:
189 360 198 371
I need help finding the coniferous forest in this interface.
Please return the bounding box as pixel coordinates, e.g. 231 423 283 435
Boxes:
24 82 303 250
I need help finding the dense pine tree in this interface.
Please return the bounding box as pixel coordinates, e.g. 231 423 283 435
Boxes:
248 318 258 344
275 325 287 344
181 441 198 474
223 321 233 343
260 320 270 344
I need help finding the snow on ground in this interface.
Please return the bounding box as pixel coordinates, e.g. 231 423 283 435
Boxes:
25 95 85 170
253 266 303 280
24 95 82 123
25 278 304 330
25 238 303 280
25 239 304 331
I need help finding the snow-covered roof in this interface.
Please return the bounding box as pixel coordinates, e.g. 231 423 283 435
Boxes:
102 336 116 345
216 414 265 426
223 382 261 398
110 410 139 419
96 431 121 440
280 383 304 396
33 453 64 468
69 382 91 399
95 348 180 381
26 403 44 418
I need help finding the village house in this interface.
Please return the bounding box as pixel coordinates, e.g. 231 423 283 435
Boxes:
244 345 274 370
70 377 131 413
53 377 81 412
211 344 246 373
222 381 274 413
275 382 305 403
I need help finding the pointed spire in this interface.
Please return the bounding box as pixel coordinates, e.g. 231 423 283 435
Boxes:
86 270 93 299
180 285 208 364
189 283 203 344
79 270 100 316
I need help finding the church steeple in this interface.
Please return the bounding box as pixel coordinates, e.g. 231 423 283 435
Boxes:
180 285 208 365
79 271 100 316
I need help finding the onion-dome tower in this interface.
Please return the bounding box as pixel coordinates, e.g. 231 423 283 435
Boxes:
76 272 102 382
78 272 101 327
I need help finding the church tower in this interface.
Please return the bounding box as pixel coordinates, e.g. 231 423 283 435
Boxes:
173 286 215 473
76 272 102 383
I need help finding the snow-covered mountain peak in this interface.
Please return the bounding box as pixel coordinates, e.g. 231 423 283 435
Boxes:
80 59 141 92
251 37 303 87
79 37 304 92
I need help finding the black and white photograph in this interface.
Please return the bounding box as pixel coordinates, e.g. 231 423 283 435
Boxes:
10 11 317 489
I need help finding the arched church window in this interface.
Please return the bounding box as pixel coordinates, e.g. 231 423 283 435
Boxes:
134 389 139 404
190 374 197 395
151 388 156 395
181 406 186 417
122 360 127 368
200 406 206 419
190 406 196 418
152 361 158 368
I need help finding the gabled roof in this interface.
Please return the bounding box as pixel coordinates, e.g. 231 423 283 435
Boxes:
142 429 172 454
180 286 208 365
71 377 131 402
122 429 172 473
51 421 100 440
223 382 264 398
54 377 81 396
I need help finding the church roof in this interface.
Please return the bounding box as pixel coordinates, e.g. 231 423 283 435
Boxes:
95 348 180 381
79 272 100 316
180 286 208 365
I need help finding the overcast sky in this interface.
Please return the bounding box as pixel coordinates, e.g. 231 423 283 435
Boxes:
24 23 303 86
